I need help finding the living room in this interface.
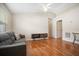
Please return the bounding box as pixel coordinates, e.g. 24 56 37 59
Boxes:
0 3 79 56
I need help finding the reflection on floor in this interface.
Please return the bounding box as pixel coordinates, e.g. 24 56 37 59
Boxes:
26 38 79 56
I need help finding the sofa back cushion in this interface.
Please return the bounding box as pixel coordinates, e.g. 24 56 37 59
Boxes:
0 32 16 46
11 32 17 40
7 32 16 41
0 39 14 46
0 33 10 42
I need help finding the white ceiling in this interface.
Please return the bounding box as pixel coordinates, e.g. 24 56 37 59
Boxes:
6 3 79 15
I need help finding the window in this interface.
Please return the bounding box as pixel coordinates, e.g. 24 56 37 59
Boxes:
0 21 5 32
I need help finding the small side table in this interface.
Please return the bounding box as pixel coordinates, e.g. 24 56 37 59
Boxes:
72 33 79 44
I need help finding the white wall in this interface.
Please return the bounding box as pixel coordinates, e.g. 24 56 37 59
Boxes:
13 13 48 40
0 4 12 32
52 5 79 44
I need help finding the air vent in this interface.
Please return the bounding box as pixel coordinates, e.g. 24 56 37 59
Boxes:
65 32 70 38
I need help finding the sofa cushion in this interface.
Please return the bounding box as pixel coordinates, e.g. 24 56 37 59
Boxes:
0 33 10 42
7 32 15 41
14 38 25 43
0 42 25 49
12 32 17 40
0 32 15 46
0 39 14 46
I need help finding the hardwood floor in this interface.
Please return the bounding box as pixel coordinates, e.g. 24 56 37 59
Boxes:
26 38 79 56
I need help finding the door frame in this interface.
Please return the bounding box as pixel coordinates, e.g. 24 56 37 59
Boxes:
48 18 52 39
56 20 62 39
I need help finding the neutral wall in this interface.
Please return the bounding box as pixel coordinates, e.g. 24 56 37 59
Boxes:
13 13 48 40
0 4 12 32
52 5 79 44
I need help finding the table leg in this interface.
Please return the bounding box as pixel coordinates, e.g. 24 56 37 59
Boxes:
73 34 76 45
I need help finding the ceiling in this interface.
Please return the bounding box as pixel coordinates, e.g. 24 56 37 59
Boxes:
5 3 79 15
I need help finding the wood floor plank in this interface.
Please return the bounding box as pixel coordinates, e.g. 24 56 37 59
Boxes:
26 38 79 56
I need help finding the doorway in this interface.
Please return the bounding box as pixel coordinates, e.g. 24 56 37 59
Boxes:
48 18 52 39
57 20 62 39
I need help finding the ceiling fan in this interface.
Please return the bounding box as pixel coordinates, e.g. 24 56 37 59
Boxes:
40 3 52 12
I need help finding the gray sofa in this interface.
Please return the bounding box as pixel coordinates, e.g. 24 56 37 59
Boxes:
0 32 26 56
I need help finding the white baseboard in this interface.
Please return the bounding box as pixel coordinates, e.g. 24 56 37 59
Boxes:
63 39 79 44
26 37 48 41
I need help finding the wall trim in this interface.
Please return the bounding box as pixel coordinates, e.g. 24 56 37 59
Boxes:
63 39 79 44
